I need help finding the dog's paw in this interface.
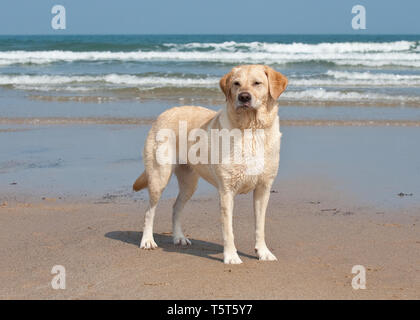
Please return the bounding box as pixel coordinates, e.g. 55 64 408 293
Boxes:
255 246 277 261
140 238 158 250
224 251 243 264
173 236 191 246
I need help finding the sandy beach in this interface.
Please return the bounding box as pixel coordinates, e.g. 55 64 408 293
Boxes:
0 180 419 300
1 122 419 300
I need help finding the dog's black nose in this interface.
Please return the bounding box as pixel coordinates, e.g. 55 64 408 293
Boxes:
238 92 251 103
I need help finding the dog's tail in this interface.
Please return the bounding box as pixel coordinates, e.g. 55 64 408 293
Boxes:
133 171 148 192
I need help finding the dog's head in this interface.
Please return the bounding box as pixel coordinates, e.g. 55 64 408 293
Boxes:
219 65 288 111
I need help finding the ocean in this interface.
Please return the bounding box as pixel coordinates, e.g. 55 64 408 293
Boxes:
1 34 420 121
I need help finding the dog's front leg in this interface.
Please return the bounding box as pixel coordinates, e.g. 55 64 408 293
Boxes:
253 182 277 261
219 191 242 264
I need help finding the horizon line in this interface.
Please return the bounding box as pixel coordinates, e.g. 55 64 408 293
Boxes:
1 33 420 36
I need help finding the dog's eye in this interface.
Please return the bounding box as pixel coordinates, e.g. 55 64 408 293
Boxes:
254 81 262 86
233 81 240 86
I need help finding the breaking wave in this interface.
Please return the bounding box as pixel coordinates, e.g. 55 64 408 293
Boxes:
0 40 419 67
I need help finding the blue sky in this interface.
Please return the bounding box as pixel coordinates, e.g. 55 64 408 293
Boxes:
0 0 419 35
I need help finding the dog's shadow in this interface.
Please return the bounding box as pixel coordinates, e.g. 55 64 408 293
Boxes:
105 231 256 262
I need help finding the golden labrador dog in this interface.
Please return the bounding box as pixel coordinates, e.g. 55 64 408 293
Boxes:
133 65 288 264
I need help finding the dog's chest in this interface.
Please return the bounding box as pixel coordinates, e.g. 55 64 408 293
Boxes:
223 125 281 194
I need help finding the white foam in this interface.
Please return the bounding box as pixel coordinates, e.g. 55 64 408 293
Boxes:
0 74 219 89
326 70 420 81
164 41 417 53
292 71 420 87
282 88 419 103
0 42 419 67
14 85 95 92
102 74 218 86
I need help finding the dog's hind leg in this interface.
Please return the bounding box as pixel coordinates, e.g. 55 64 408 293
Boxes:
140 163 173 249
172 165 199 245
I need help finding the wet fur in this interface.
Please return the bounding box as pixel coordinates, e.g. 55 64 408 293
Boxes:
133 65 288 263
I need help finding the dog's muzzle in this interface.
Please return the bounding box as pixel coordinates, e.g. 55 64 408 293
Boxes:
237 92 252 108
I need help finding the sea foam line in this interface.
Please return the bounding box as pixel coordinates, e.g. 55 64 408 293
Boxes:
281 88 420 103
2 73 420 89
0 74 219 87
163 40 419 53
0 49 419 67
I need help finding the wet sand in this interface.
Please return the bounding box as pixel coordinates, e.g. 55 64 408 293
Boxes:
0 122 419 299
2 116 420 127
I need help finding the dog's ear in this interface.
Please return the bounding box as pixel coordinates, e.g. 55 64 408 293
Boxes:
264 66 288 100
219 70 233 100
